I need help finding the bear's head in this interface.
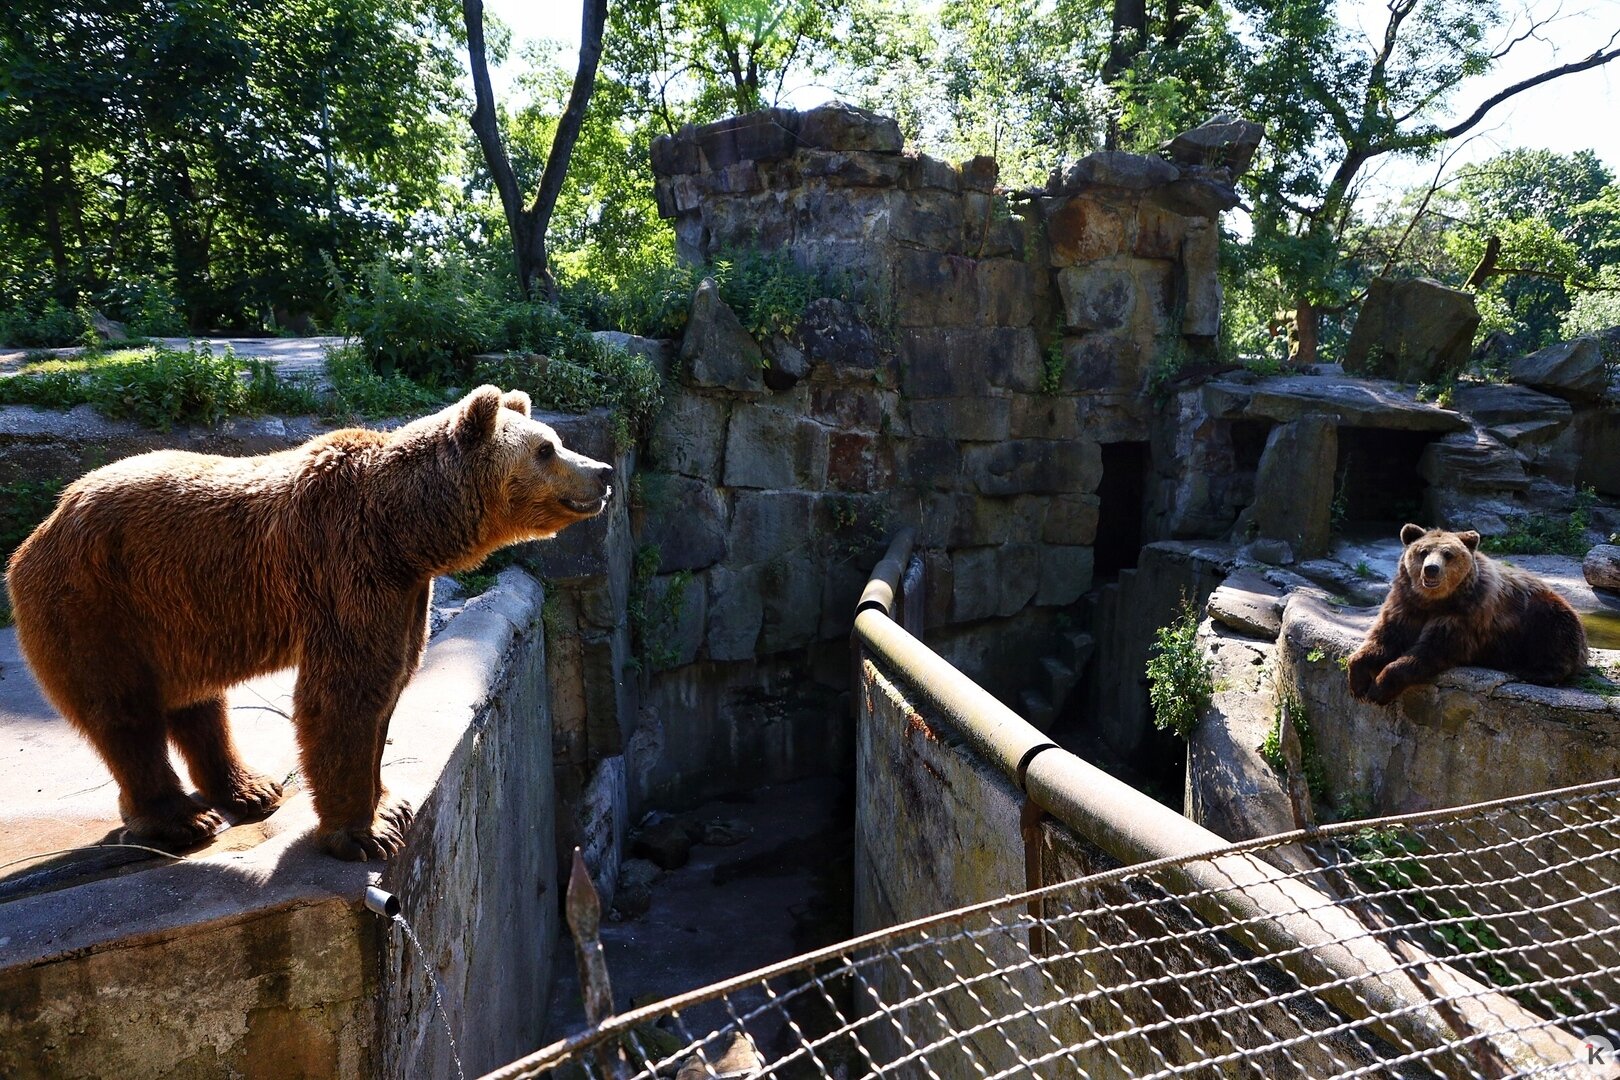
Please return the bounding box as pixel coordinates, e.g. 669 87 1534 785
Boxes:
447 384 615 542
1398 523 1480 598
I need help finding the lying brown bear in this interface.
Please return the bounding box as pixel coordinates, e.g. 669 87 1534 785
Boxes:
7 386 612 860
1347 524 1588 706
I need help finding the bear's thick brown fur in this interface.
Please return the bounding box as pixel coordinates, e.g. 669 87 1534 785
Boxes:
6 386 612 860
1347 523 1588 706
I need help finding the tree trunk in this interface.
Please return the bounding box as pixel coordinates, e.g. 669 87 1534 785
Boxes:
463 0 606 302
36 142 73 303
1103 0 1147 149
1289 298 1319 367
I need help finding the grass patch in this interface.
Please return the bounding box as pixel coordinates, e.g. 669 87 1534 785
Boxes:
0 343 275 431
1481 486 1597 556
1145 595 1214 738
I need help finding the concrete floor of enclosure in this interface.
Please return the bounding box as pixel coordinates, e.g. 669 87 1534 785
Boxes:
0 629 302 899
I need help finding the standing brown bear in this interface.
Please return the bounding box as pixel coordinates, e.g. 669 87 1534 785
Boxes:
6 386 612 860
1347 523 1588 706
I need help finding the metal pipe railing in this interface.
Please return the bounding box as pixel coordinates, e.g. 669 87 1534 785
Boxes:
850 532 1587 1075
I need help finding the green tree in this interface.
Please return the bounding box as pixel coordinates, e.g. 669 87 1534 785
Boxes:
0 0 465 332
1104 0 1620 364
1444 150 1620 347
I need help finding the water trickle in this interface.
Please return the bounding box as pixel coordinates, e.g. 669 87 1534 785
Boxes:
393 913 466 1080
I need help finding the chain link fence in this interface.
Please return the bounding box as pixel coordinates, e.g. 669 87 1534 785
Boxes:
485 778 1620 1080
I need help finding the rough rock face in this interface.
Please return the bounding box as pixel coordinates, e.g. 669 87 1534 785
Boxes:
1510 336 1611 401
1343 277 1481 383
1159 114 1266 175
1279 591 1620 813
680 279 763 392
1587 545 1620 592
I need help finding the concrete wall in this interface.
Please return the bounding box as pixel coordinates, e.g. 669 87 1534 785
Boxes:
853 627 1375 1077
0 571 557 1080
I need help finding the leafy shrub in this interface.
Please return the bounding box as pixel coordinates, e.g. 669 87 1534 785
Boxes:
561 261 697 340
97 276 188 337
1 477 65 564
0 300 91 348
334 253 495 382
1145 596 1214 738
562 248 847 344
709 248 845 342
1259 683 1327 798
323 345 446 419
1481 486 1597 556
88 345 253 430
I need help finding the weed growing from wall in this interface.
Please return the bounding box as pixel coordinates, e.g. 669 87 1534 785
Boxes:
1145 595 1213 738
1260 682 1327 799
627 545 693 673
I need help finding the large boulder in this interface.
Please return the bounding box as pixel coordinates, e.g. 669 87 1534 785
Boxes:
1343 277 1480 383
1509 336 1610 402
1586 545 1620 592
1160 115 1265 177
680 278 764 393
1239 415 1337 558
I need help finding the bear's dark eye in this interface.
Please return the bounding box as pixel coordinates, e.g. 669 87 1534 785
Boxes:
537 442 556 462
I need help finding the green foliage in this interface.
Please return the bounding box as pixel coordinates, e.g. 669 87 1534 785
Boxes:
708 249 848 343
1344 825 1527 994
335 254 496 383
1039 341 1064 396
0 344 265 430
322 346 447 420
1481 486 1597 556
627 545 693 672
0 300 91 348
0 476 65 564
473 339 665 452
823 494 892 565
562 261 698 340
1562 268 1620 339
0 0 464 333
1145 596 1213 739
1354 560 1375 581
451 550 522 597
1260 683 1326 798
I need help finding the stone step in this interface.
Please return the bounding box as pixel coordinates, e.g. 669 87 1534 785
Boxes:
1060 630 1096 670
1019 689 1055 732
1040 656 1077 706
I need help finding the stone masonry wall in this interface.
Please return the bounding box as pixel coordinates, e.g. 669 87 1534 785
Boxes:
624 104 1255 805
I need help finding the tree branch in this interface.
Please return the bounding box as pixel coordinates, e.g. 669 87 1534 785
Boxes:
462 0 526 247
526 0 608 299
1442 32 1620 140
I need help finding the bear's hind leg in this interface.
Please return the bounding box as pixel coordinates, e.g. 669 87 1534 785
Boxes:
294 625 419 862
168 696 286 822
75 707 224 850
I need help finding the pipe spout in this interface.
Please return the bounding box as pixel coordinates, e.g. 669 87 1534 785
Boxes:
364 886 400 918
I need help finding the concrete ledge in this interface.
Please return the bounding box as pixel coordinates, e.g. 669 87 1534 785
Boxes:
0 569 555 1080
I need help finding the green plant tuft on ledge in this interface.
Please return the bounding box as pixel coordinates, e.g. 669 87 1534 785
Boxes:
1145 595 1213 739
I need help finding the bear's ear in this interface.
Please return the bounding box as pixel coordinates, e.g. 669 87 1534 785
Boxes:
1399 523 1427 546
453 385 505 447
500 390 531 418
1457 530 1480 551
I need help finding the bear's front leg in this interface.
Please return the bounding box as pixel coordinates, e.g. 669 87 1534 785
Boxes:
294 621 422 861
1345 647 1387 701
1367 622 1458 706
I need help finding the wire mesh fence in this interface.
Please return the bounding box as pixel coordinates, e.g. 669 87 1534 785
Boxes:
492 779 1620 1080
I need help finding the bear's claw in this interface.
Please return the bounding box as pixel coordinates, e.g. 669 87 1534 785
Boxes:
317 799 413 862
124 794 225 851
213 773 287 822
